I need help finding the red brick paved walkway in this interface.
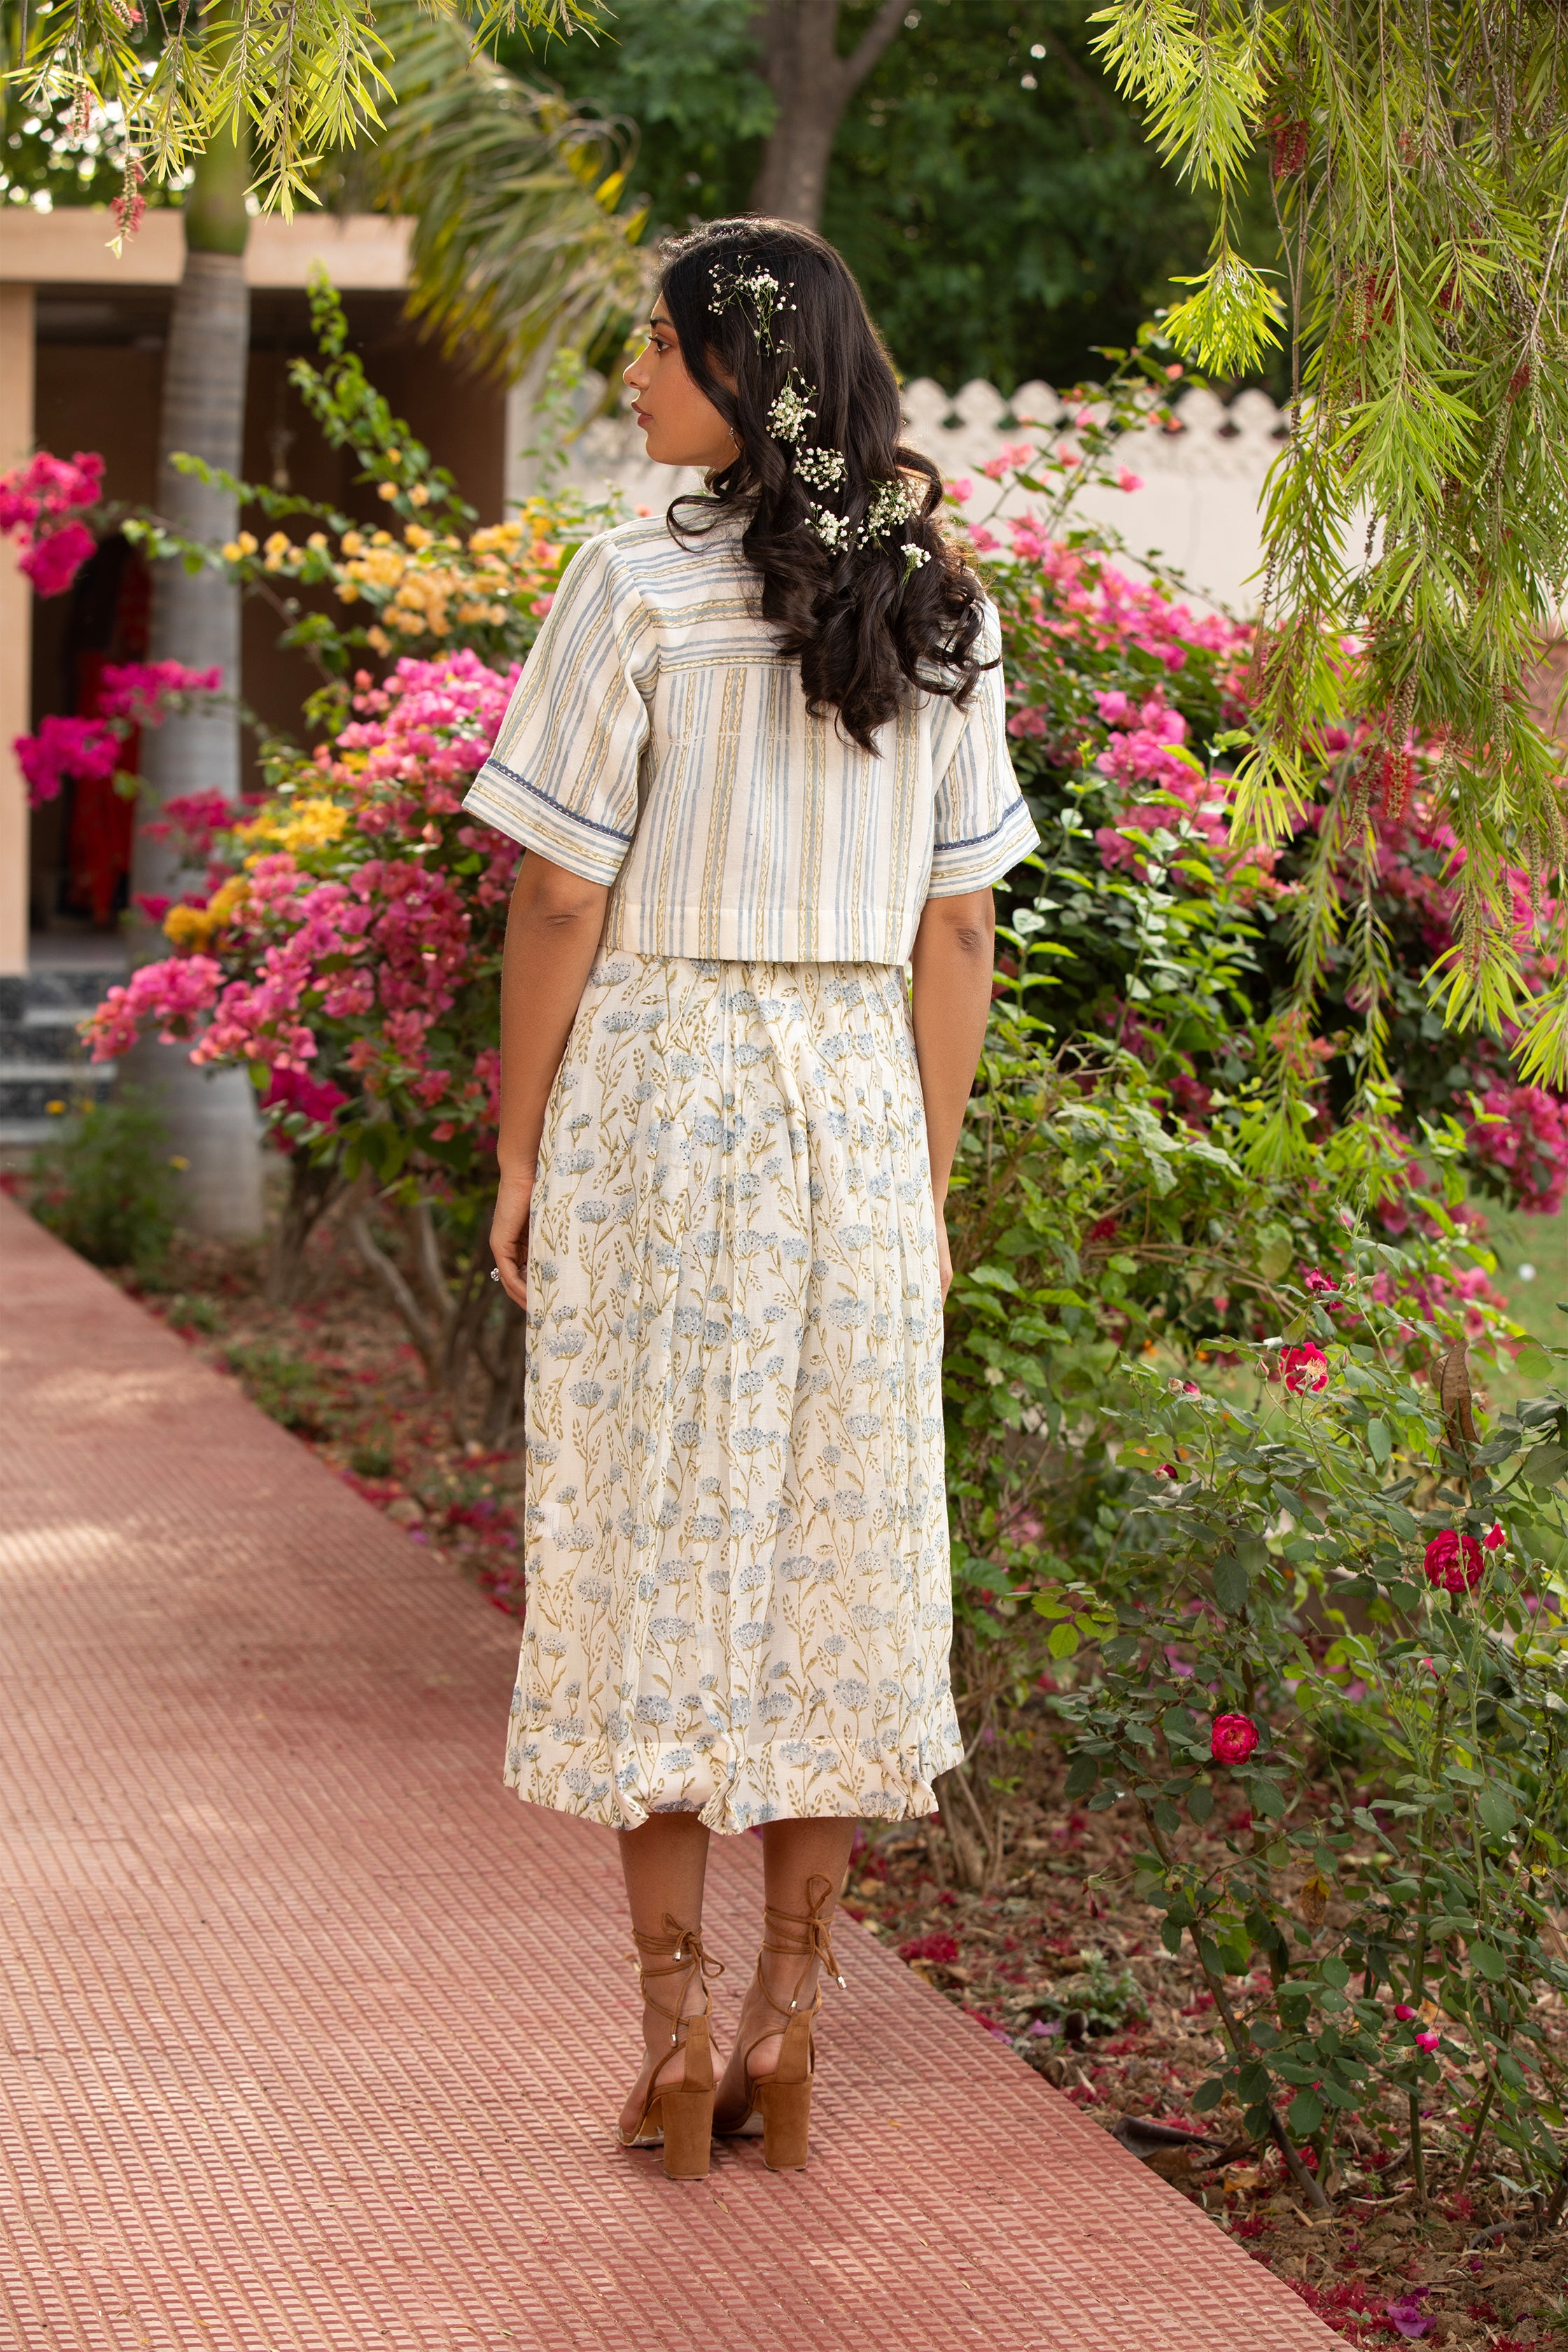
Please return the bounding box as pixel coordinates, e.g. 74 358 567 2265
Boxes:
0 1197 1336 2351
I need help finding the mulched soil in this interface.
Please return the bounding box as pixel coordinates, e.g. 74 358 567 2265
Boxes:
94 1212 1568 2349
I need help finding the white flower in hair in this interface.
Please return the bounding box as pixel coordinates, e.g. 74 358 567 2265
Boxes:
769 378 818 442
796 446 847 489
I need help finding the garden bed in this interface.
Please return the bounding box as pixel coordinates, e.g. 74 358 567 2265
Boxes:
92 1210 1568 2351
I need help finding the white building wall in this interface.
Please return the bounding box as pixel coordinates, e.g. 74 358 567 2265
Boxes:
505 370 1289 616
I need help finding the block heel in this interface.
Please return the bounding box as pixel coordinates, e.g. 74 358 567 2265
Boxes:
713 1874 846 2174
757 2073 812 2171
658 2082 716 2178
616 1918 722 2180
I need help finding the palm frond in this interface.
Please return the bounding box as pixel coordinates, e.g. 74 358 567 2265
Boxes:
368 6 650 379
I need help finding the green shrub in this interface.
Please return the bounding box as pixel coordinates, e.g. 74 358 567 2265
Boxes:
29 1088 177 1271
223 1341 333 1436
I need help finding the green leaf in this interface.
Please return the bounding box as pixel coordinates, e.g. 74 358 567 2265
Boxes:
1366 1418 1392 1466
1469 1942 1508 1982
1249 1776 1287 1819
1320 1955 1350 1989
1212 1553 1250 1615
1191 2076 1226 2113
1046 1621 1081 1660
1288 2090 1324 2136
1063 1754 1100 1798
1187 1784 1214 1824
1476 1787 1516 1840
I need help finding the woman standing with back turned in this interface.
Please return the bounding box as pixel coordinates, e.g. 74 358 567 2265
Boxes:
467 218 1039 2180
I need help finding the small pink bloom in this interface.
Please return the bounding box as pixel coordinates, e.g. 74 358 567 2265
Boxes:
1302 1268 1338 1296
1414 2029 1440 2053
1158 1463 1180 1480
1210 1712 1259 1765
1115 468 1144 493
1166 363 1184 380
945 475 973 504
1483 1522 1506 1552
1392 2003 1416 2019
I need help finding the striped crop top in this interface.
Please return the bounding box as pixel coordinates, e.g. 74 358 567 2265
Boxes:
462 505 1039 964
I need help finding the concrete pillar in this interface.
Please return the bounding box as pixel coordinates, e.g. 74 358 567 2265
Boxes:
0 283 34 977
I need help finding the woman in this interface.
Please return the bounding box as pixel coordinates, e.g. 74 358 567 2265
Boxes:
465 217 1038 2180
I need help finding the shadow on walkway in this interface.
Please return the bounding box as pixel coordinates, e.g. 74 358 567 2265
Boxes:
0 1198 1334 2350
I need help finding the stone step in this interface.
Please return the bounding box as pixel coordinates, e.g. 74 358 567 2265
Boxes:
0 1062 119 1124
0 1007 99 1062
0 967 125 1020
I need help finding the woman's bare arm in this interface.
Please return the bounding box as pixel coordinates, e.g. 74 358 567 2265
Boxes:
909 887 996 1299
491 852 611 1308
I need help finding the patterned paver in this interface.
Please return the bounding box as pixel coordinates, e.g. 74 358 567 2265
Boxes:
0 1195 1336 2351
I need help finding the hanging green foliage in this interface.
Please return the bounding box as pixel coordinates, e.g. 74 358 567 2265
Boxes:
6 0 604 220
1091 1 1568 1107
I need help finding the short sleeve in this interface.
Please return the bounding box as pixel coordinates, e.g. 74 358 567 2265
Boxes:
462 534 650 884
925 599 1040 896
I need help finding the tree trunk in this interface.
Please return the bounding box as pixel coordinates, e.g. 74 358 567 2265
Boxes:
125 118 265 1240
748 0 909 227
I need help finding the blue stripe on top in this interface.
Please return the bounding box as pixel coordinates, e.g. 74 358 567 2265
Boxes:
461 507 1040 963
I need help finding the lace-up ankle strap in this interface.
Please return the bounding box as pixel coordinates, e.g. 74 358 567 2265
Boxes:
757 1872 847 2021
630 1915 724 2047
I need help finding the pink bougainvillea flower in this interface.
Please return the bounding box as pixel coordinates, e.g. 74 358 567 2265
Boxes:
897 1931 960 1966
1385 2292 1432 2340
1210 1712 1259 1765
1115 467 1144 493
1423 1529 1483 1595
1463 1082 1568 1217
15 713 118 806
1483 1522 1507 1551
1413 2029 1440 2053
20 519 97 598
1280 1343 1329 1394
944 475 973 504
262 1064 348 1136
1302 1267 1339 1296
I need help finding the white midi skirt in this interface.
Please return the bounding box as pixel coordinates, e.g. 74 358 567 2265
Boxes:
505 953 962 1833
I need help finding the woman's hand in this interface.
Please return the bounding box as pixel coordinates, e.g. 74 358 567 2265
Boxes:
935 1209 953 1303
491 1170 534 1310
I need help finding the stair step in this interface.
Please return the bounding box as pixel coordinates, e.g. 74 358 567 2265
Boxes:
0 1067 118 1123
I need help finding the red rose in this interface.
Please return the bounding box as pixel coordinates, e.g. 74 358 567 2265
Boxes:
1482 1522 1506 1552
1422 1529 1483 1594
1210 1712 1259 1765
1280 1343 1329 1395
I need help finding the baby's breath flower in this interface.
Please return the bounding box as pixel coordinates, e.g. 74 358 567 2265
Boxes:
769 377 818 443
795 445 846 489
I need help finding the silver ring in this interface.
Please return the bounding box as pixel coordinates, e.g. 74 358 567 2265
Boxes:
489 1267 501 1282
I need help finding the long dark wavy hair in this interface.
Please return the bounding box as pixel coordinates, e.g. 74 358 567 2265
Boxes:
657 218 991 753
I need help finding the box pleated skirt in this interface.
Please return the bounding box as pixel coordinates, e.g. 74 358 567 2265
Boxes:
505 952 962 1833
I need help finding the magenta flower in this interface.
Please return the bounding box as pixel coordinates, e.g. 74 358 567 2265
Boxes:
1414 2029 1440 2053
1210 1712 1259 1765
21 519 97 598
1392 2002 1416 2019
1483 1522 1506 1552
1302 1267 1339 1296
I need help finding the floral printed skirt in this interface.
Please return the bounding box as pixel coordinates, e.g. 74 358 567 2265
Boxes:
506 953 961 1834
